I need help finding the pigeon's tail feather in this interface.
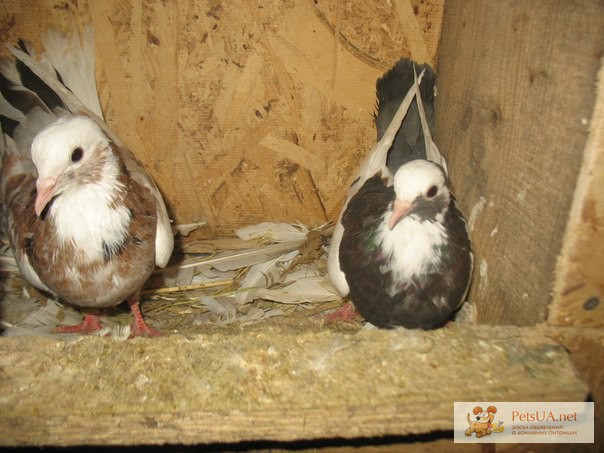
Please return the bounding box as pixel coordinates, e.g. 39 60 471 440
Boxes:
0 113 19 139
0 28 104 204
0 52 59 159
0 40 58 157
375 59 445 173
0 49 53 196
14 39 65 112
375 59 435 141
41 26 103 119
8 26 103 119
0 54 52 120
0 27 105 154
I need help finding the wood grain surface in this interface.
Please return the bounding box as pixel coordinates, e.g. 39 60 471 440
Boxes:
0 0 443 237
435 0 604 325
0 325 589 446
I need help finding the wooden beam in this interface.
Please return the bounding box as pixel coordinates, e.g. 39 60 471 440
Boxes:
0 325 588 446
435 0 604 325
550 58 604 327
549 327 604 448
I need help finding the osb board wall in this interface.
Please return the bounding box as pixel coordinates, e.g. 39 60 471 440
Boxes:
0 0 444 237
435 0 604 326
550 59 604 328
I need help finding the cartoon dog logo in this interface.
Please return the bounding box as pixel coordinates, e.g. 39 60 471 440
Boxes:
465 405 505 437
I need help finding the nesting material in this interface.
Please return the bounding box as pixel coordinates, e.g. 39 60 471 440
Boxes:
0 222 342 337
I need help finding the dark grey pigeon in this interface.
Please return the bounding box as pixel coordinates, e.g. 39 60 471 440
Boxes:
328 58 472 329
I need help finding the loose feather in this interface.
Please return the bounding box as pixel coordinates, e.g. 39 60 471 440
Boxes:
197 295 237 324
254 274 338 304
0 299 82 338
234 249 299 304
236 222 309 243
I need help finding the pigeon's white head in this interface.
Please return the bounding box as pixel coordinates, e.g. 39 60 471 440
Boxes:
388 159 450 229
31 116 116 217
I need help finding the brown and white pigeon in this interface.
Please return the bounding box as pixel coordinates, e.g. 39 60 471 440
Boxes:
327 59 472 329
0 27 174 335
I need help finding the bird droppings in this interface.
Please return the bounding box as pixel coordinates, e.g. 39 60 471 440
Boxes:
478 259 489 296
388 329 435 353
516 189 527 200
134 373 151 389
302 336 349 372
468 196 486 231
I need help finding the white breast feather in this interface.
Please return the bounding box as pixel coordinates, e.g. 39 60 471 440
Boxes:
50 179 130 263
377 213 447 290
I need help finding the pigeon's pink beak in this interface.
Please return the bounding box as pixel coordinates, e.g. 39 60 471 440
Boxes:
35 177 58 217
388 199 412 230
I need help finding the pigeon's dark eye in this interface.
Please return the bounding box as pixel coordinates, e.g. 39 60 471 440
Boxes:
426 185 438 198
71 147 83 162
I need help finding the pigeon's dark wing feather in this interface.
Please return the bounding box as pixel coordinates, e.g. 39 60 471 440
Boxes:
341 174 393 236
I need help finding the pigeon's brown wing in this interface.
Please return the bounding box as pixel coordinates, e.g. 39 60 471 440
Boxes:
2 151 50 293
114 143 174 268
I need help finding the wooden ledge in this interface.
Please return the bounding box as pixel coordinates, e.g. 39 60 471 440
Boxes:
0 325 588 446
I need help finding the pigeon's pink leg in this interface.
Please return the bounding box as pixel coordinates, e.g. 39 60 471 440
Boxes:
55 314 103 334
128 293 161 337
323 301 362 323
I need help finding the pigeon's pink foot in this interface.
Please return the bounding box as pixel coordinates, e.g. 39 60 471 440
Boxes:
323 301 362 324
55 314 103 334
128 295 161 337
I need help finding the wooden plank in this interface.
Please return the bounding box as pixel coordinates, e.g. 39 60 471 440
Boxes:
550 327 604 449
435 0 604 325
0 325 588 446
0 0 444 237
549 59 604 327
